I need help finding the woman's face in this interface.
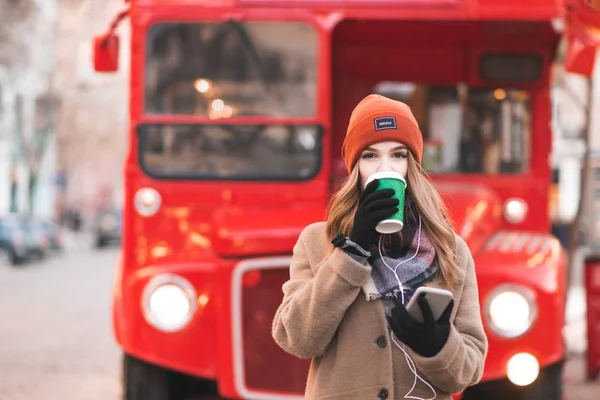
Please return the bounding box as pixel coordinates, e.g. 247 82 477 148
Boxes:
358 141 409 189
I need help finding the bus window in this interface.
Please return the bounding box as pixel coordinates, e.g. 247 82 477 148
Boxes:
373 82 531 174
145 22 318 117
138 124 322 180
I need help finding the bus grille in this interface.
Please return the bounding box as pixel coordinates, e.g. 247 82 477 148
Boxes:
238 266 310 395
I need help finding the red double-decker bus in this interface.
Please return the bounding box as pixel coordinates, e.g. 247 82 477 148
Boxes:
92 0 600 398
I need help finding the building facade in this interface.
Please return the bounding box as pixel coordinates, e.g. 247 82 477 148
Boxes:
0 0 59 219
53 0 130 223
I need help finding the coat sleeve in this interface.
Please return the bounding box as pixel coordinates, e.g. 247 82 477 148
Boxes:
272 229 372 359
407 242 488 394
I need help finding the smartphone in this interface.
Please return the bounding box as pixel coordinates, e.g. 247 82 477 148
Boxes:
405 286 453 323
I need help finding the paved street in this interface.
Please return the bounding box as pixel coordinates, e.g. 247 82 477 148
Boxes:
1 247 600 400
0 249 121 400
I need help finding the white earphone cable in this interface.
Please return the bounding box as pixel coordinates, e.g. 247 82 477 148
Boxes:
378 216 436 400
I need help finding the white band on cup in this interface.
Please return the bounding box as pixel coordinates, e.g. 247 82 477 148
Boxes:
366 171 407 186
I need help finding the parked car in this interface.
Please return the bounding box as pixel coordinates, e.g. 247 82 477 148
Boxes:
36 219 66 251
0 216 27 266
92 208 122 248
18 215 50 260
0 213 51 264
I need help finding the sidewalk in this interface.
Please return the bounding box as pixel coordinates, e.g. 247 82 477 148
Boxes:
62 230 94 252
564 356 600 400
563 247 600 399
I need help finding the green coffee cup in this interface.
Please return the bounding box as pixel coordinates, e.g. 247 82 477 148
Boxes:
365 171 407 234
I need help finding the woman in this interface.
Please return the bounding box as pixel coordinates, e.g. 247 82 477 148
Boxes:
272 94 488 400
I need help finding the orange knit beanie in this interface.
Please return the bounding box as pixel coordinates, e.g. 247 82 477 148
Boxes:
341 94 423 173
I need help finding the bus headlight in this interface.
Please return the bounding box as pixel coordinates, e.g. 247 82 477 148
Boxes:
503 198 528 224
142 274 196 332
507 353 540 386
485 285 537 338
134 187 161 217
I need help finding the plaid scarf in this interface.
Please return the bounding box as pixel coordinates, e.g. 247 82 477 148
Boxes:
363 208 439 303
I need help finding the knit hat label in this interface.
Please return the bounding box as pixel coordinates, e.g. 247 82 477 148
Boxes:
374 116 397 131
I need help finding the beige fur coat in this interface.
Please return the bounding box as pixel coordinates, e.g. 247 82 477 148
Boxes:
272 222 488 399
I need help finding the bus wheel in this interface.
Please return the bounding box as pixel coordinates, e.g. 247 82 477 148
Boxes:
123 354 173 400
462 360 563 400
522 360 563 400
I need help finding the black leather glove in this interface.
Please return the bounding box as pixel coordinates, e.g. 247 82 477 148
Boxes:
349 179 399 251
387 293 454 358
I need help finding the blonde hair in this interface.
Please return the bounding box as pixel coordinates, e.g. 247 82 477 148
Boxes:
326 153 460 288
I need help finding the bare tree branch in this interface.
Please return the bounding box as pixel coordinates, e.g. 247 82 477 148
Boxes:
0 0 36 67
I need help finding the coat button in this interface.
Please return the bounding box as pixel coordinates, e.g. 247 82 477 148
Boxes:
378 388 389 399
376 335 387 348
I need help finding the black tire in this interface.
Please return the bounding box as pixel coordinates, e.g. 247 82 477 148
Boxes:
122 353 222 400
37 250 47 261
463 360 563 400
96 237 106 249
0 246 19 267
523 360 563 400
123 354 171 400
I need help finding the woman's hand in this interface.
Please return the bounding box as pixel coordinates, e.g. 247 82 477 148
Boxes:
387 293 454 358
349 179 399 250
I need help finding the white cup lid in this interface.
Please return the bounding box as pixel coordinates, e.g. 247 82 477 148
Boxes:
366 171 406 186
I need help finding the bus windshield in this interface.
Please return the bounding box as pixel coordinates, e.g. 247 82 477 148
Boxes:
138 124 322 180
145 21 318 117
374 82 531 175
